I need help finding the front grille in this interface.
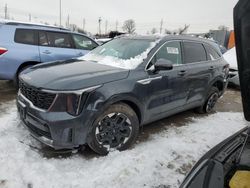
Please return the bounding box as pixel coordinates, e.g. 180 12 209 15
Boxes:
19 81 56 110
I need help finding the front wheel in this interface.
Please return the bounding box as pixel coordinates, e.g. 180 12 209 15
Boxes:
87 103 139 155
195 87 219 114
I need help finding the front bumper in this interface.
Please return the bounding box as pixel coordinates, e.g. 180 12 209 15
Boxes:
16 93 94 150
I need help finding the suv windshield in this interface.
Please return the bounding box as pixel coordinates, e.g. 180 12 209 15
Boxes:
80 38 158 69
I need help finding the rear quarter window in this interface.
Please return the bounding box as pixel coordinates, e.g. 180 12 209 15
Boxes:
183 42 207 64
14 29 36 45
204 44 221 60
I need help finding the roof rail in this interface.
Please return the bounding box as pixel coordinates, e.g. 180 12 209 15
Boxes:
0 19 70 31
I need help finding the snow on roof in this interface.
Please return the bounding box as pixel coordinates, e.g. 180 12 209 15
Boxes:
223 47 238 69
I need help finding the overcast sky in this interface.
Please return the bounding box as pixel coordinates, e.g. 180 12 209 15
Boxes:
1 0 238 34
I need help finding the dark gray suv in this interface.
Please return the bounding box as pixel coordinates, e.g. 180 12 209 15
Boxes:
17 35 229 155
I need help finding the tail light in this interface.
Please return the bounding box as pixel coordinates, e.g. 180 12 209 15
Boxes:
0 47 8 55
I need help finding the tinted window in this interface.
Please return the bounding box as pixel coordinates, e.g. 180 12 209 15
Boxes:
153 41 182 65
41 31 73 48
183 42 207 64
14 29 36 45
72 34 98 50
204 44 221 60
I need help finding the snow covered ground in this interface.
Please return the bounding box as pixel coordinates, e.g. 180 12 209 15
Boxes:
0 101 247 188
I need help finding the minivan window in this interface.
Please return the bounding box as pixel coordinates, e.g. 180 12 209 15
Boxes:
44 31 73 48
183 42 207 64
72 34 98 50
39 31 49 46
204 44 221 60
153 41 182 65
14 29 36 45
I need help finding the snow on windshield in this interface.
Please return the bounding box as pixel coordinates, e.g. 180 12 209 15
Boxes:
223 47 238 69
79 39 160 70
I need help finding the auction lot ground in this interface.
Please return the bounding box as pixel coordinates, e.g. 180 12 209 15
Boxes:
0 81 247 188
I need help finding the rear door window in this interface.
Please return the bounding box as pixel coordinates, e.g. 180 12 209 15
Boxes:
153 41 183 65
40 31 73 48
14 29 36 45
183 42 207 64
72 34 98 50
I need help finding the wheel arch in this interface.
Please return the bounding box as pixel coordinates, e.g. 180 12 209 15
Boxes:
104 94 144 125
16 61 41 77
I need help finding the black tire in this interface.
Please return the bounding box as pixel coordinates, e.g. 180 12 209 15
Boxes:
87 103 139 155
195 87 219 114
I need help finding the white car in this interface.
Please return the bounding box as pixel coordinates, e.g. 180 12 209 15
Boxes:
223 47 240 86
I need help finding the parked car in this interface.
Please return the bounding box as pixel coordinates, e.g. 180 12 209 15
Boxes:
223 47 240 87
0 20 99 83
180 1 249 187
17 35 229 155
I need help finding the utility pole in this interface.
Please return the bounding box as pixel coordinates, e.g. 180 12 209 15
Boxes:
59 0 62 27
29 14 31 22
67 14 70 27
98 17 102 35
160 19 163 34
83 18 85 31
4 4 8 19
115 20 118 31
105 20 108 34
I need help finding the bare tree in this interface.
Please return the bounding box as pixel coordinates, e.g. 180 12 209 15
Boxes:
122 19 136 34
178 24 190 34
151 28 157 34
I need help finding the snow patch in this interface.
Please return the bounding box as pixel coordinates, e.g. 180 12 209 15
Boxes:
0 103 247 188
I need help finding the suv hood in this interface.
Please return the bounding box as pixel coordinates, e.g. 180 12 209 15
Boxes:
20 59 129 90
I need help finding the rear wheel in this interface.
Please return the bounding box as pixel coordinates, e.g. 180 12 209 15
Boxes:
195 87 219 114
87 103 139 155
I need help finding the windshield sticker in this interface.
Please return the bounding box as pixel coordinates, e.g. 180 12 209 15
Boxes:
167 47 179 54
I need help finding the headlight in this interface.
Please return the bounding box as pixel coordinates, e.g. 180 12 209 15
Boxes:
66 93 88 116
42 85 102 116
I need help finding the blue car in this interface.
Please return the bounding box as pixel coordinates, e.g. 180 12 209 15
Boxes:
0 20 99 83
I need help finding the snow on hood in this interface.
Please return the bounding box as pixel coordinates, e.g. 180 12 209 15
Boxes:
223 47 238 69
79 40 160 70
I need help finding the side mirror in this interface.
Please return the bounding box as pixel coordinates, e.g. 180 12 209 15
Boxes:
154 59 173 72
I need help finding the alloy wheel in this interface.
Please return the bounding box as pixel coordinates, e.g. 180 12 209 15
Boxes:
95 113 132 150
